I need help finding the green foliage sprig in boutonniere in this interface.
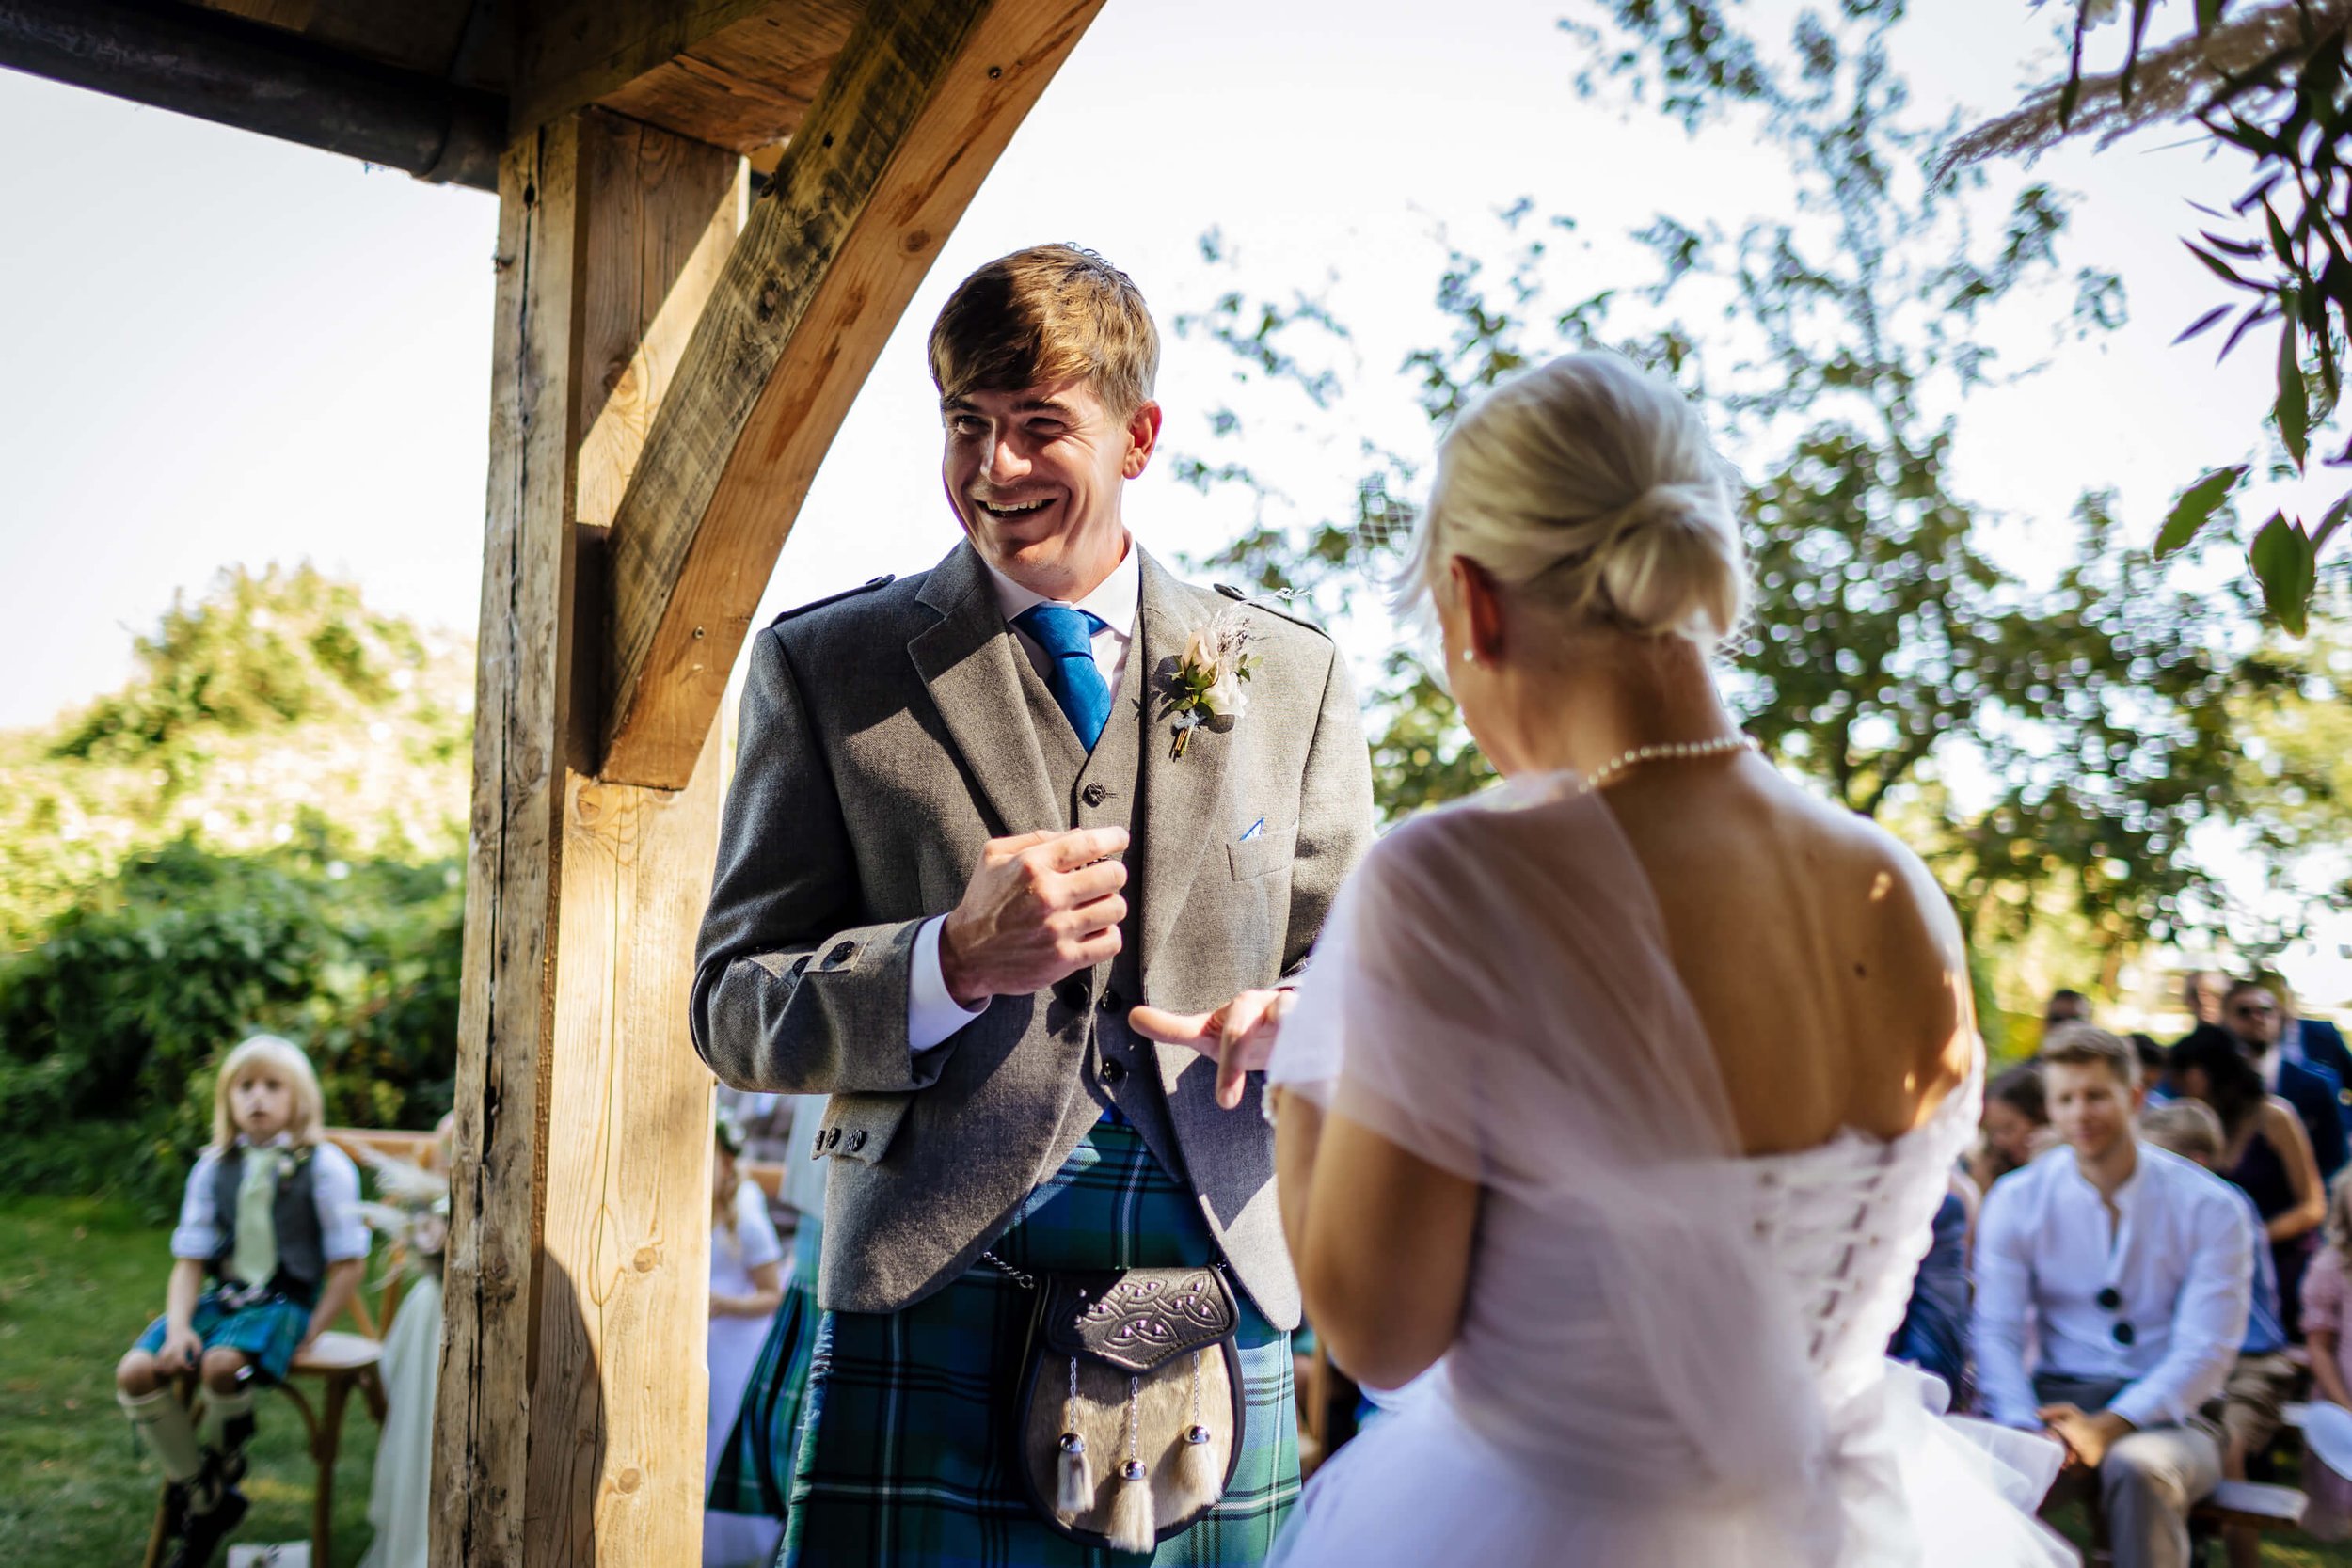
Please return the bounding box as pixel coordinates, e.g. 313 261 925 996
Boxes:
1165 610 1259 759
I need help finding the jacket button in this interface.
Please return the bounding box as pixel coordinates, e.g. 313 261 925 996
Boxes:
1100 987 1123 1013
846 1128 867 1153
1102 1058 1128 1086
825 1127 842 1150
1082 782 1109 807
827 941 856 966
1055 977 1089 1011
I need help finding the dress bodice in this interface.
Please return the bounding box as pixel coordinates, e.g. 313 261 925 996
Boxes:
1742 1060 1982 1412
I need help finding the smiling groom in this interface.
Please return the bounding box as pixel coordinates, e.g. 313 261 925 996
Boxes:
691 245 1374 1565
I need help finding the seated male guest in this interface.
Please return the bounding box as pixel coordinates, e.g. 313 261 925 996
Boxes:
2271 976 2352 1105
1975 1026 2255 1568
2228 976 2347 1192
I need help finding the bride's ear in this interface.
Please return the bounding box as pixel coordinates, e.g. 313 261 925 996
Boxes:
1450 556 1507 665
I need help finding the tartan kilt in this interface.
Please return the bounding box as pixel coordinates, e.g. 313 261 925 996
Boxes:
783 1120 1299 1567
708 1214 826 1518
135 1285 311 1384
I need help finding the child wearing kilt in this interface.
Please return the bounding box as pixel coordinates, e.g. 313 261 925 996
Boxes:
115 1035 370 1568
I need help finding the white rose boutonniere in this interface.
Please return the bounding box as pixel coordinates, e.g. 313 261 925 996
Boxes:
1165 610 1259 759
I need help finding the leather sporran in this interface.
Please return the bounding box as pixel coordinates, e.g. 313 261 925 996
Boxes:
1006 1263 1246 1553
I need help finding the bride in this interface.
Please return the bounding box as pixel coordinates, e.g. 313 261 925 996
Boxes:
1257 352 2072 1564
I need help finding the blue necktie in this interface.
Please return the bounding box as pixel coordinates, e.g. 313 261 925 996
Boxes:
1012 605 1112 751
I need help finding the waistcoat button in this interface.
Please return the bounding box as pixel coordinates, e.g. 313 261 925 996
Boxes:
1103 1059 1128 1085
1082 782 1109 807
1100 987 1124 1013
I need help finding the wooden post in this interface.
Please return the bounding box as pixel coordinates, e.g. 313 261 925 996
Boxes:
436 106 741 1568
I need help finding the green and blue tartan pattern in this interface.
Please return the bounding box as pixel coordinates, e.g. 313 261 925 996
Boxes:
782 1121 1299 1567
135 1286 311 1384
708 1214 825 1518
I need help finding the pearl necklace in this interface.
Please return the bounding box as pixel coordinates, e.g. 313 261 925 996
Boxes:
1582 733 1757 794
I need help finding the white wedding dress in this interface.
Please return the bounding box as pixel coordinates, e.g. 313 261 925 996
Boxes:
1264 774 2074 1567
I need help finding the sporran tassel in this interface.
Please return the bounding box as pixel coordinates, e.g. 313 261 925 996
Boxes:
1106 1375 1156 1553
1169 1350 1224 1511
1056 1356 1092 1522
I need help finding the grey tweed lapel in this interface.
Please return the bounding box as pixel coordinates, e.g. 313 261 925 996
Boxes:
909 542 1059 838
1135 551 1235 976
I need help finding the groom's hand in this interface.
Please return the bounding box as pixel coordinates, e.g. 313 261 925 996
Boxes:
1130 990 1294 1111
938 828 1129 1008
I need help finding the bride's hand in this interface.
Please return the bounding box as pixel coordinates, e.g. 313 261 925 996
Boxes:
1130 989 1295 1111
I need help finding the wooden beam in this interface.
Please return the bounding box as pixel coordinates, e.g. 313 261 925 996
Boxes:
435 107 740 1568
511 0 853 143
0 0 504 187
437 114 584 1568
593 0 859 153
598 0 1106 787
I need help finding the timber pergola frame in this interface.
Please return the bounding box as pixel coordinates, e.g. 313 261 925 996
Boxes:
1 1 1106 1560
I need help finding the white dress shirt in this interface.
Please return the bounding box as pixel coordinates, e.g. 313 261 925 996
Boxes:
1972 1140 2254 1431
906 539 1142 1053
170 1134 373 1265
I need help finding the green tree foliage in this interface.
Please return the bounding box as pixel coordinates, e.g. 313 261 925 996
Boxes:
0 566 470 1211
1172 2 2331 989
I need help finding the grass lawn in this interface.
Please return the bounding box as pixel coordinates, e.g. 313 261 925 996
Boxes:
0 1193 385 1566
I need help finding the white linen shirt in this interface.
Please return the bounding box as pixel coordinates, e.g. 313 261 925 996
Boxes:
1972 1140 2254 1432
169 1135 373 1266
905 539 1142 1053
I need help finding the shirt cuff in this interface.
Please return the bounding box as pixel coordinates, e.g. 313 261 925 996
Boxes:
909 915 986 1053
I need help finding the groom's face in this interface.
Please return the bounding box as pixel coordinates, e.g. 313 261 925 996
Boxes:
942 375 1161 593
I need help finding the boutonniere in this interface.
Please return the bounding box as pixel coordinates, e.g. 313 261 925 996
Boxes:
1164 610 1259 759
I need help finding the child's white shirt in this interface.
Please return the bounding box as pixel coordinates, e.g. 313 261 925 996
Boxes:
169 1133 372 1266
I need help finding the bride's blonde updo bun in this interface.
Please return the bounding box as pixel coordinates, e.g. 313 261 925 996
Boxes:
1406 352 1746 643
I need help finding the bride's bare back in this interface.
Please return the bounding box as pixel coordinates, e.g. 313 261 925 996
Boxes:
1602 751 1975 1157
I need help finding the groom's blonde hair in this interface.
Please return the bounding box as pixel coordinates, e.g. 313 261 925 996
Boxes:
930 245 1159 417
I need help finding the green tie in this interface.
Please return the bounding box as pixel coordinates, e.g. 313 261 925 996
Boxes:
230 1148 282 1289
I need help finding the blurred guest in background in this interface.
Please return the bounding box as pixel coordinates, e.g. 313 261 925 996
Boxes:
2222 978 2347 1187
2140 1099 2296 1568
2173 1030 2328 1340
2044 989 2091 1034
1968 1063 2053 1196
706 1117 787 1568
2296 1171 2352 1540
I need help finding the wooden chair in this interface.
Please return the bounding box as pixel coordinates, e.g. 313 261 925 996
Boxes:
139 1128 437 1568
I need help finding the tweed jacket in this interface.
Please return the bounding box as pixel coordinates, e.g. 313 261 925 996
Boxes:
691 540 1373 1327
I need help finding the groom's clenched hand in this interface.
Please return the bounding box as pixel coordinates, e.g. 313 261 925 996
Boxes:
1129 990 1295 1111
938 828 1130 1008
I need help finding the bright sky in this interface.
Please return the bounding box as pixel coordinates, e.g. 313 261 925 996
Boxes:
1 0 2343 1000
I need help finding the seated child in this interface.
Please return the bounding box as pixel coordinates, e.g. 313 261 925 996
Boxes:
114 1034 370 1568
2300 1168 2352 1539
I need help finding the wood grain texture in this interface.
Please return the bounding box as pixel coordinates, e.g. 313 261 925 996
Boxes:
531 729 723 1566
435 117 585 1568
595 0 859 151
435 107 739 1568
598 0 1107 787
512 0 850 138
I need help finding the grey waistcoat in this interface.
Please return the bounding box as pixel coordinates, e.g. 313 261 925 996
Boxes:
1013 621 1186 1181
210 1145 326 1298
